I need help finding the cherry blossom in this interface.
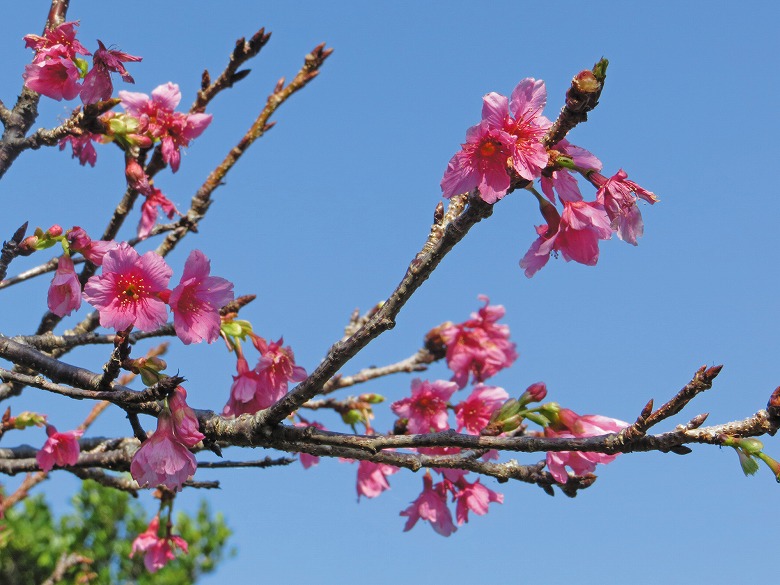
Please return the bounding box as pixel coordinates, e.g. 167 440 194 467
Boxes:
80 40 141 104
36 425 83 472
166 250 234 344
130 515 188 573
593 169 658 245
66 226 117 266
454 384 509 435
168 386 205 447
82 242 172 331
357 460 399 499
130 409 197 492
540 138 602 204
23 21 89 62
452 477 503 525
391 379 457 434
400 474 456 536
138 188 180 239
439 295 518 388
23 58 82 101
59 132 100 166
47 254 81 317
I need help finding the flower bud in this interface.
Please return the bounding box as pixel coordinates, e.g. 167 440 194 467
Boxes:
341 409 363 426
573 70 600 94
358 393 384 404
11 411 47 429
47 224 63 237
519 382 547 406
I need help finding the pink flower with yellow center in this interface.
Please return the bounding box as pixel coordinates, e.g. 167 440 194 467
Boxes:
83 242 172 331
391 379 457 434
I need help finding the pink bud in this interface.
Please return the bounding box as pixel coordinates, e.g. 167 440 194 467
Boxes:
47 224 63 237
525 382 547 403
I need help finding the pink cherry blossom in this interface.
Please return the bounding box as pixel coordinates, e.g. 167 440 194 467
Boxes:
130 515 188 573
36 425 83 472
47 254 82 317
166 250 234 344
520 199 613 278
24 21 89 62
252 336 307 404
440 120 516 203
482 78 550 182
138 188 180 239
357 460 399 499
80 40 141 104
545 408 628 483
168 386 204 447
453 477 504 525
82 242 172 331
391 379 457 434
222 356 261 416
130 410 197 492
454 384 509 435
119 83 212 172
439 296 518 388
66 226 117 266
540 138 602 204
400 474 456 536
59 132 100 166
593 169 658 245
23 58 82 101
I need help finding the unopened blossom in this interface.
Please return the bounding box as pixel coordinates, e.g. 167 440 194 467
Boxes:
36 425 83 472
119 83 212 172
66 226 117 265
454 384 509 435
439 296 518 388
131 515 188 573
453 477 503 525
540 138 602 204
545 408 628 484
391 379 457 434
400 474 456 536
165 250 234 344
357 460 399 499
47 254 82 317
82 242 172 331
593 169 658 245
23 58 82 101
80 39 141 104
130 409 197 492
168 386 204 447
520 199 612 278
59 132 100 166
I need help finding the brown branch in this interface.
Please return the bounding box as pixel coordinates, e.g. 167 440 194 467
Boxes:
41 552 92 585
154 42 333 259
0 222 29 282
20 99 117 151
196 456 295 469
320 348 437 395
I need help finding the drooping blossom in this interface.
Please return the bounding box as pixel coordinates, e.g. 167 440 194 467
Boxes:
119 83 212 172
130 515 188 573
130 409 197 492
80 40 141 104
82 242 172 331
453 384 509 435
452 477 503 525
168 386 204 447
66 226 117 265
357 460 399 499
441 78 549 203
295 421 325 469
23 58 82 101
138 188 180 239
47 254 81 317
400 474 456 537
36 425 83 472
165 250 234 344
520 199 613 278
59 132 100 166
439 296 518 388
593 169 658 246
391 379 458 434
222 356 259 416
540 138 602 204
545 408 628 484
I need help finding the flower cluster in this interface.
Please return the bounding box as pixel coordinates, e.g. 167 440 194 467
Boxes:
81 244 234 344
438 295 518 388
223 335 307 416
440 73 657 277
130 515 188 573
23 21 140 103
130 386 204 492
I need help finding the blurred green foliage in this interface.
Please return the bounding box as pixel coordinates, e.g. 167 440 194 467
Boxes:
0 480 233 584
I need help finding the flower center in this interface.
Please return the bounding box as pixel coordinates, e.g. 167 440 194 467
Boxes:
479 140 498 157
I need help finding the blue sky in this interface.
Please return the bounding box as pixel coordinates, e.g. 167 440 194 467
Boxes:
2 2 779 583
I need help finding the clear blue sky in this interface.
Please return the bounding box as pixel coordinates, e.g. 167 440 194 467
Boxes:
2 2 779 583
